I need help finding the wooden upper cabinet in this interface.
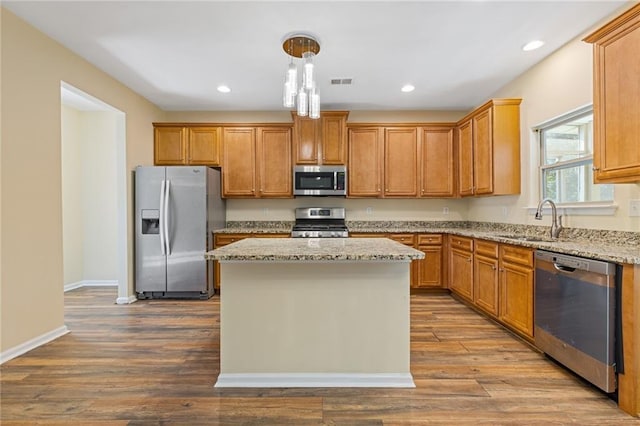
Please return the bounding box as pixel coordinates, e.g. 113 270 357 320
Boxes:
256 127 292 198
384 127 420 197
188 127 221 165
223 126 293 199
584 4 640 183
473 108 493 195
222 127 256 197
456 99 521 197
154 126 187 165
321 111 348 164
292 111 349 165
292 115 319 164
457 120 474 196
348 127 383 197
421 127 455 197
154 125 221 166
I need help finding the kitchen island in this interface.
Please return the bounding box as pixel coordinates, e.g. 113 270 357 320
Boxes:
205 237 424 388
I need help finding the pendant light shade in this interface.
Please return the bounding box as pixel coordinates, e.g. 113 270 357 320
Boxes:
282 33 321 119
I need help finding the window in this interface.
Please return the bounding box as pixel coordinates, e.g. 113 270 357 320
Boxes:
537 106 613 204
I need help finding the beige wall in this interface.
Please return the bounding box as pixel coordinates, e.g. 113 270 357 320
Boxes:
468 29 640 231
1 9 165 354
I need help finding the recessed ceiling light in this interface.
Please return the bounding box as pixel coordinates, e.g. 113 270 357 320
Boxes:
217 85 231 93
522 40 545 51
401 84 415 93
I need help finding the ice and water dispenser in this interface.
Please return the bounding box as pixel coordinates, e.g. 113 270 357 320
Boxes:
141 209 160 234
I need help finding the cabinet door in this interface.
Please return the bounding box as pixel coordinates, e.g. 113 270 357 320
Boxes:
473 108 494 195
213 234 250 289
188 127 221 166
384 127 420 197
499 261 534 338
155 127 187 165
348 127 383 197
293 115 319 164
457 120 474 196
222 128 256 197
421 127 454 197
449 248 473 301
389 234 418 287
257 127 292 198
590 12 640 183
321 112 348 164
474 254 499 317
417 244 443 288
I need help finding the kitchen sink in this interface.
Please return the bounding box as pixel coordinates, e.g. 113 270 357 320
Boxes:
495 234 557 243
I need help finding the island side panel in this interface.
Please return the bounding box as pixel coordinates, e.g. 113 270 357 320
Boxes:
219 261 411 376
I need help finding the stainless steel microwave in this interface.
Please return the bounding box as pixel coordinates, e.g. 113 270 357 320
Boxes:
293 165 347 196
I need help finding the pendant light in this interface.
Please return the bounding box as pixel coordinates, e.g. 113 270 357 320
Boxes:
282 33 321 119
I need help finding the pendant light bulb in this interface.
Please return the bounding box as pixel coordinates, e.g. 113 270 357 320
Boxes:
283 60 297 108
302 51 315 91
297 89 308 116
309 86 320 119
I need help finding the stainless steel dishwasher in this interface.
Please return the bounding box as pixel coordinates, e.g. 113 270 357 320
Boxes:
534 250 619 393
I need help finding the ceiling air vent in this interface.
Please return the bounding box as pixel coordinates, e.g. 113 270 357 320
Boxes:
330 78 353 85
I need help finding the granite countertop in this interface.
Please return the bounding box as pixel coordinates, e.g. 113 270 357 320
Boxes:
212 221 640 265
205 237 425 262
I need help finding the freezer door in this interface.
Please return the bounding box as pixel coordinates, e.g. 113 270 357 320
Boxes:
165 166 208 292
135 166 167 292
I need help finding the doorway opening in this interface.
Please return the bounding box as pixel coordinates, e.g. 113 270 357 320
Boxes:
60 82 130 304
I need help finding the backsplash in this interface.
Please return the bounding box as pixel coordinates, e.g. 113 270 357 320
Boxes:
220 220 640 246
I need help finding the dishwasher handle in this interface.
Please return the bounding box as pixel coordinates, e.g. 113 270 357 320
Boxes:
553 262 576 273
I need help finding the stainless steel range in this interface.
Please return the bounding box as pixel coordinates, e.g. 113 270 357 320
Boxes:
291 207 348 238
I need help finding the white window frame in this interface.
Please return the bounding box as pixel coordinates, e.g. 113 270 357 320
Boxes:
530 105 617 216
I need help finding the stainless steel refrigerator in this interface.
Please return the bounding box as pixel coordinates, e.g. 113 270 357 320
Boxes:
135 166 225 299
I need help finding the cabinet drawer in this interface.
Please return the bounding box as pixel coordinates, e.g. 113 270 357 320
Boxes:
500 244 533 267
475 239 499 258
417 234 443 245
389 233 416 245
450 236 473 252
214 234 249 246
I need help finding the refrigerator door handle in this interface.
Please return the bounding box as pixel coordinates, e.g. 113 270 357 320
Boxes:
164 179 171 255
159 179 166 255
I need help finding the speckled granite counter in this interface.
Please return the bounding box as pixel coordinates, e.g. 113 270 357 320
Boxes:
213 221 639 265
206 237 425 262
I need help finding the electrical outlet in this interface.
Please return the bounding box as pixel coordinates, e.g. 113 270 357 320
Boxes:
366 207 373 215
262 208 269 216
443 207 449 215
502 207 508 218
630 200 640 217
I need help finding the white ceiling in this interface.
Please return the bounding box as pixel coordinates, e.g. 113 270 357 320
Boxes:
4 1 630 112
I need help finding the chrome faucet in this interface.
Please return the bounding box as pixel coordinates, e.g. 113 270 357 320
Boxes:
535 198 563 239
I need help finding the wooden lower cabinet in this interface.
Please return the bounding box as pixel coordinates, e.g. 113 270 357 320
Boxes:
449 236 474 300
388 234 419 288
499 244 534 339
416 234 444 288
448 238 534 340
213 233 288 289
474 240 499 317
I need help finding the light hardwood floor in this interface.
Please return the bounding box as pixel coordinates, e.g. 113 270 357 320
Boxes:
1 287 636 425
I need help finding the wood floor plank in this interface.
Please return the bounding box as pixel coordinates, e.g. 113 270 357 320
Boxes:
1 287 636 424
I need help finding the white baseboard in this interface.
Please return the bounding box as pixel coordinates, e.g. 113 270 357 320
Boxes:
0 325 69 364
116 295 137 305
64 280 118 292
214 373 415 388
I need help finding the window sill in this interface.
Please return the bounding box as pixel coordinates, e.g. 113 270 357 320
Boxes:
526 203 618 216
